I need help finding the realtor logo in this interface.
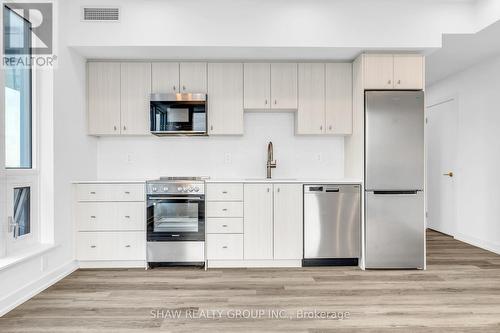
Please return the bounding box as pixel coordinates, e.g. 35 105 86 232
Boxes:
3 1 55 67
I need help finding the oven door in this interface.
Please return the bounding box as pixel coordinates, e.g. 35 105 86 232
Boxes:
147 195 205 241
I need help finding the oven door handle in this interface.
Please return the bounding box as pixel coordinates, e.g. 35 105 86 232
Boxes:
148 196 204 201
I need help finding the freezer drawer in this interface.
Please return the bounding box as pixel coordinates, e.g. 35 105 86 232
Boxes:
365 191 425 269
304 184 361 259
365 91 424 190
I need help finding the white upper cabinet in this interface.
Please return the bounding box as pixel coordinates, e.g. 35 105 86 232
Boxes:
364 54 394 89
363 54 424 90
243 184 273 260
270 63 298 109
151 62 179 94
244 63 271 109
180 62 207 93
87 62 121 135
393 55 424 90
326 63 353 135
208 63 244 135
273 184 303 260
120 62 151 135
296 63 325 135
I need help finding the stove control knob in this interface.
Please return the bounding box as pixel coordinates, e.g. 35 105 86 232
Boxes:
162 187 169 192
152 187 158 192
194 187 200 192
177 187 183 192
188 187 194 192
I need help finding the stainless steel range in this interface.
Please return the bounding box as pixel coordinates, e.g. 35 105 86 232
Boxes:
146 177 206 267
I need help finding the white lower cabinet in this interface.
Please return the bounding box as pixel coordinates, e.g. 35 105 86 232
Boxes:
206 234 243 260
74 183 146 267
206 182 303 267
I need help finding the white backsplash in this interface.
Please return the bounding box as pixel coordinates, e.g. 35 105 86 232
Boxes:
97 112 344 180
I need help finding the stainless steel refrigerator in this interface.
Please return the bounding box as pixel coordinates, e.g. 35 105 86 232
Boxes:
365 91 425 269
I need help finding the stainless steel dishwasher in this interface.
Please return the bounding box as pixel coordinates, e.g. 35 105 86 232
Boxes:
303 184 361 266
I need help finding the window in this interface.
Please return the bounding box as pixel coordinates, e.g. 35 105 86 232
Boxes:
13 186 31 237
3 5 32 169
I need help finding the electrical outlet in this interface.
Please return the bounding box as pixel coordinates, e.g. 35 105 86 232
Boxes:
126 154 133 164
224 152 232 164
316 152 323 162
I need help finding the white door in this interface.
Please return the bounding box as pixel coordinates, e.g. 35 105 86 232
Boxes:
273 184 303 260
180 62 207 93
270 63 297 109
87 62 121 135
207 63 244 135
426 98 458 236
151 62 179 94
296 63 325 134
120 62 151 135
325 63 352 135
243 184 273 260
243 63 271 109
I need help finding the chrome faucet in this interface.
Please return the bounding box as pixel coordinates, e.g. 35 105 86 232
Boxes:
266 141 276 179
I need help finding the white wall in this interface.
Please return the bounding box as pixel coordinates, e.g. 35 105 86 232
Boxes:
426 54 500 254
0 0 98 315
97 113 344 180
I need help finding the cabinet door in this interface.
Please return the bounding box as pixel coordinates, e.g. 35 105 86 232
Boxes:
325 63 353 135
273 184 303 260
296 63 325 134
243 63 271 109
364 54 394 89
120 62 151 135
151 62 179 94
207 63 244 135
180 62 207 93
271 63 297 109
87 62 121 135
243 184 273 259
393 55 424 90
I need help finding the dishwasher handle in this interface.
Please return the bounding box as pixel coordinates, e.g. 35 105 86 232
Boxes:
304 184 358 194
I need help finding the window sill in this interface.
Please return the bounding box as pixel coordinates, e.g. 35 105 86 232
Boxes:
0 244 58 272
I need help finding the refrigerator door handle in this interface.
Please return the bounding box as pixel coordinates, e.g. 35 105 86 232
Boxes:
372 190 419 195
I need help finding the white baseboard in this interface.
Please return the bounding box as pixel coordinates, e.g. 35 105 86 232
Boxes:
207 259 301 268
0 260 78 317
79 260 147 269
454 232 500 255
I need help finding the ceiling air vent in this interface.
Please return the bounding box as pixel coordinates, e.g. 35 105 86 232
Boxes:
82 7 120 22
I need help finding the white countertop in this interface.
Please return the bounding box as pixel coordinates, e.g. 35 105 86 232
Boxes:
73 178 361 184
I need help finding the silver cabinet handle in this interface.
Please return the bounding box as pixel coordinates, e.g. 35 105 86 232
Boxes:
329 125 332 130
90 215 96 219
89 191 96 194
222 224 228 227
388 80 392 84
222 246 228 249
222 191 228 194
173 85 176 91
397 80 401 84
113 125 117 131
222 208 228 211
277 188 280 193
265 99 268 105
182 85 186 91
123 126 127 131
124 191 130 194
210 125 214 131
274 100 277 105
124 215 130 219
267 188 270 192
125 245 131 248
90 245 96 248
320 125 323 130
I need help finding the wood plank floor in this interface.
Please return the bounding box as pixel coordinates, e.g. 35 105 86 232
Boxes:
1 230 500 332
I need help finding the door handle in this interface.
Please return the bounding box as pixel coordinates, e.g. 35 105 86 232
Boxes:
443 172 454 177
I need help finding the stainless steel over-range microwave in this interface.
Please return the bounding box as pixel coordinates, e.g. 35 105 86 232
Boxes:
150 93 207 136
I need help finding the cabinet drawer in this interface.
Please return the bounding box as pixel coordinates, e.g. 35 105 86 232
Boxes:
207 218 243 234
77 231 145 261
206 183 243 201
77 202 145 231
206 202 243 217
76 184 145 202
207 234 243 260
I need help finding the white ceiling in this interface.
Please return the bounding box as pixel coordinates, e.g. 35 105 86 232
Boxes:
426 19 500 85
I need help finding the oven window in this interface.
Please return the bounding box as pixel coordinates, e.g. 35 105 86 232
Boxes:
153 201 199 233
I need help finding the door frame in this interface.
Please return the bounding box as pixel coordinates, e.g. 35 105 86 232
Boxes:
425 95 459 236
